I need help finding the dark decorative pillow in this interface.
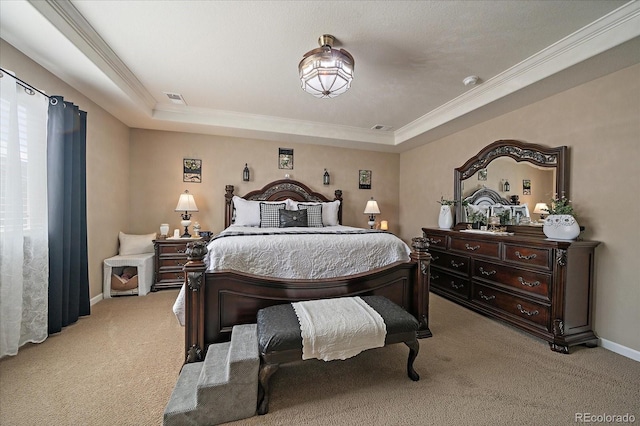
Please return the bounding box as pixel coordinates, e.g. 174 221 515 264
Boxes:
260 202 286 228
279 209 308 228
296 203 323 227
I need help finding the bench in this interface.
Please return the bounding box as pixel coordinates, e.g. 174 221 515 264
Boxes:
255 296 420 414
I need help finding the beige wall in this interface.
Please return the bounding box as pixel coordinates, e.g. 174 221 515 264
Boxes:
128 130 399 235
400 63 640 352
1 40 131 300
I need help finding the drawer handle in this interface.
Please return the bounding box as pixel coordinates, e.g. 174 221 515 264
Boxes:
429 238 442 244
478 291 495 301
176 275 185 281
479 267 496 276
450 260 465 268
431 255 440 261
175 261 185 267
465 244 480 251
430 274 440 280
451 282 464 290
515 251 537 260
176 249 186 254
516 304 539 316
518 277 541 287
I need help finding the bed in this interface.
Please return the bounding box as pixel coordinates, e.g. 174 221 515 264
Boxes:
177 179 432 363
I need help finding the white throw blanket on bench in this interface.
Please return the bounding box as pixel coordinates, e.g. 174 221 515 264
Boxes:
292 296 387 361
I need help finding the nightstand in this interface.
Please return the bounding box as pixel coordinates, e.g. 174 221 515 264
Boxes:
153 238 201 291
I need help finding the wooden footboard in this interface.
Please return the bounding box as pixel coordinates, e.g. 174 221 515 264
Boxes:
182 238 431 363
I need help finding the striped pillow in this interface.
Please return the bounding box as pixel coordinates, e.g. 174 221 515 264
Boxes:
297 203 323 227
259 202 286 228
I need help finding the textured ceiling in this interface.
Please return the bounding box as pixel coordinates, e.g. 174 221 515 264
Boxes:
1 0 639 151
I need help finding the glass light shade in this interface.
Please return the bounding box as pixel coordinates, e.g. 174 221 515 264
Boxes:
299 41 354 99
175 191 198 212
363 198 380 215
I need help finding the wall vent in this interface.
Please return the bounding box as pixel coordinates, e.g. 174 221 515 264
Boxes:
163 92 187 105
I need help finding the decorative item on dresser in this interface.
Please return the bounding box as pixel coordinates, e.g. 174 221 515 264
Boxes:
442 139 600 353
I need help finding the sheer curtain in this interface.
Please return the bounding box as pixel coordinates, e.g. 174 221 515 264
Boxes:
0 71 50 357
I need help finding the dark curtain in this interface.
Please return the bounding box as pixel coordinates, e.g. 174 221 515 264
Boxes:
47 96 90 334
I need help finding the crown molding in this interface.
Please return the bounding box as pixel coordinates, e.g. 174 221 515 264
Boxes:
28 0 156 111
394 0 640 145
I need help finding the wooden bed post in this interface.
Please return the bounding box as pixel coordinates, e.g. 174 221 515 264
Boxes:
183 241 208 364
410 237 432 338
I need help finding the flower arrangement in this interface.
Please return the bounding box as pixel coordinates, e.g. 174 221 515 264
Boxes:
467 210 488 225
544 196 576 217
438 196 456 206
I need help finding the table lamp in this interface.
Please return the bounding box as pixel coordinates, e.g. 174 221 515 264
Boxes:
533 202 549 221
175 190 199 237
363 197 380 229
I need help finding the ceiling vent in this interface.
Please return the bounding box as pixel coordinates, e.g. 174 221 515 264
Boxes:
163 92 187 105
371 124 392 131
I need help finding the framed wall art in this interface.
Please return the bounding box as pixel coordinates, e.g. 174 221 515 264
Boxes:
279 148 294 170
359 170 372 189
523 179 531 195
183 158 202 183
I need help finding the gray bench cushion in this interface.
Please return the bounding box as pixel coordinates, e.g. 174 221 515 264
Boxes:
257 296 419 354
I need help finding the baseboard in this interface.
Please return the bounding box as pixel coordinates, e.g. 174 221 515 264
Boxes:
90 293 103 306
599 338 640 362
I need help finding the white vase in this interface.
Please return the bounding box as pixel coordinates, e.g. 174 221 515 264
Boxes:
438 205 454 229
543 215 580 240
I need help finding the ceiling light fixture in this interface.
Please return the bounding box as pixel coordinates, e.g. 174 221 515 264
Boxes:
463 75 480 86
299 34 355 99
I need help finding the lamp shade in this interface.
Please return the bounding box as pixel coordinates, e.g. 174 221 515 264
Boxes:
175 190 198 212
363 198 380 215
299 34 354 99
533 203 549 215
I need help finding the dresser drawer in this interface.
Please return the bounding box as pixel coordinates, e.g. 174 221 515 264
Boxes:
472 283 549 329
156 270 186 284
157 243 188 256
504 244 552 270
431 251 469 275
158 258 188 269
473 260 550 300
450 237 500 259
423 233 447 249
430 268 469 299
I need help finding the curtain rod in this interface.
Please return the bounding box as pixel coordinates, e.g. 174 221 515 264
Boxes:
0 67 51 99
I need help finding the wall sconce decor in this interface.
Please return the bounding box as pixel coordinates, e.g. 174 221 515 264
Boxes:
502 179 511 192
243 163 250 182
363 197 380 229
323 169 330 185
175 190 199 238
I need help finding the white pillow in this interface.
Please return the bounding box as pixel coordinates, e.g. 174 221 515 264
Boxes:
118 232 155 255
233 196 293 226
290 200 340 226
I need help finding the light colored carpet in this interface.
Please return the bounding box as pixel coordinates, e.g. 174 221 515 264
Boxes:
1 290 638 426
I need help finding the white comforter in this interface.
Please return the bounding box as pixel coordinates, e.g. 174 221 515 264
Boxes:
172 225 411 325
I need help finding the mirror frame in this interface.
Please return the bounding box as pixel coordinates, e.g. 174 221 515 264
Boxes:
454 139 568 232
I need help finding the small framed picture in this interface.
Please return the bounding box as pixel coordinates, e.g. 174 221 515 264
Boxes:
279 148 293 169
478 168 488 181
183 158 202 183
523 179 531 195
359 170 372 189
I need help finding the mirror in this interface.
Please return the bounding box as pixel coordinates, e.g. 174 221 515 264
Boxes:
454 140 568 230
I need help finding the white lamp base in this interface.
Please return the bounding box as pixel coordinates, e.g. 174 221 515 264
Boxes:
180 219 192 238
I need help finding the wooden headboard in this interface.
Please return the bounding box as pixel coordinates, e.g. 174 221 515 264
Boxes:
224 179 343 228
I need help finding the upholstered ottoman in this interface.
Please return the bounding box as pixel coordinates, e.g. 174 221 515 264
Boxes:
256 295 420 414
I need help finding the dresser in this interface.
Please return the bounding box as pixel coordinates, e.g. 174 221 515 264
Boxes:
153 238 200 291
422 227 600 353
